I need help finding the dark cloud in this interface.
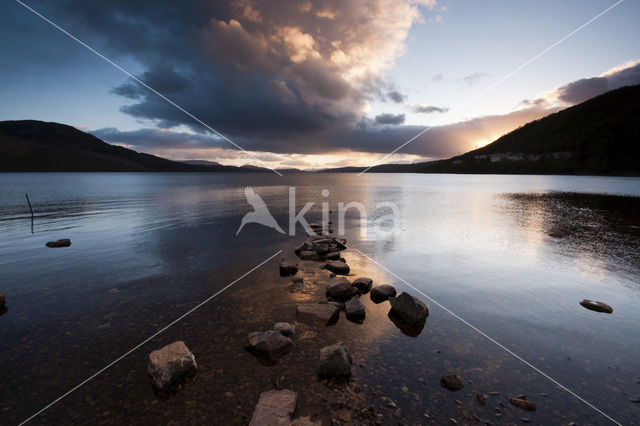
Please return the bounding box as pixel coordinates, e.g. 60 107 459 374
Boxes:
387 91 406 103
375 113 405 125
91 127 222 149
21 0 428 156
556 61 640 104
410 104 449 114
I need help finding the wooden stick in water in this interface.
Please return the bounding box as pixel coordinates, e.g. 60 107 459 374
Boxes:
25 193 34 218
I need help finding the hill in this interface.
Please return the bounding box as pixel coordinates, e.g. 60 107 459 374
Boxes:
0 120 257 172
419 84 640 175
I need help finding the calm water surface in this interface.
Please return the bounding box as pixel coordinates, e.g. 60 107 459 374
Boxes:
1 173 639 425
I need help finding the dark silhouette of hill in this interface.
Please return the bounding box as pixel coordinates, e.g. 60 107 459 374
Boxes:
0 120 263 172
419 84 640 175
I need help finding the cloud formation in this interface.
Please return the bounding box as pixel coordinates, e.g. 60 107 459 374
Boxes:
409 104 449 114
375 113 406 125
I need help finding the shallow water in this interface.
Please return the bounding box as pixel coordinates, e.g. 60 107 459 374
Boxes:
1 172 639 425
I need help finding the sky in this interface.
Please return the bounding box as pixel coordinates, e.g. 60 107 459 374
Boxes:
1 0 639 170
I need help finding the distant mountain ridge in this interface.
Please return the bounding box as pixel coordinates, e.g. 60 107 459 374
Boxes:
0 120 268 172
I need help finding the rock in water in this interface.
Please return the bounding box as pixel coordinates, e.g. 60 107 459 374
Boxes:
324 252 340 261
0 293 5 308
274 322 296 338
296 303 340 326
579 299 613 314
247 330 293 360
345 296 366 322
147 341 197 390
352 277 373 293
325 261 350 275
509 397 536 411
326 277 357 300
298 250 321 261
440 374 463 391
280 260 298 276
316 342 353 378
389 292 429 325
45 239 71 248
370 285 397 303
249 389 298 426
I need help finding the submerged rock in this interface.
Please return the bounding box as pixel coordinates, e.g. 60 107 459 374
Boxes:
298 250 321 261
325 260 350 275
279 260 298 276
247 330 293 360
249 389 298 426
579 299 613 314
389 292 429 325
440 374 463 391
316 342 353 378
45 238 71 248
352 277 373 293
326 277 357 300
147 341 197 390
370 285 397 303
345 296 366 323
509 396 536 411
274 322 296 338
0 293 5 308
296 303 340 326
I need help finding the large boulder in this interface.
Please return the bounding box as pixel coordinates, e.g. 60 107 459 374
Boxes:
316 342 353 378
249 389 298 426
579 299 613 314
509 396 536 411
274 322 296 338
370 285 396 303
326 277 357 300
324 252 341 261
296 303 340 326
147 341 197 390
247 330 293 360
389 292 429 325
352 277 373 293
279 260 298 277
45 238 71 248
345 296 366 323
325 261 350 275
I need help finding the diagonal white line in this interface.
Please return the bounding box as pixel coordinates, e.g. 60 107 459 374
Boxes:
14 0 283 177
355 248 622 425
357 0 625 176
19 249 283 425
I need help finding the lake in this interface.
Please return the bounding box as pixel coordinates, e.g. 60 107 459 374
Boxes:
1 172 639 425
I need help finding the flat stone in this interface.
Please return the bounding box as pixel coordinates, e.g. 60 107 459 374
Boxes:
274 322 296 338
280 260 298 276
249 389 298 426
440 374 463 391
147 341 197 390
298 250 321 260
45 238 71 248
352 277 373 293
345 296 366 322
325 260 350 275
389 292 429 325
324 252 341 261
326 277 357 300
370 285 396 303
509 397 536 411
247 330 293 360
579 299 613 314
296 303 340 326
316 342 353 378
